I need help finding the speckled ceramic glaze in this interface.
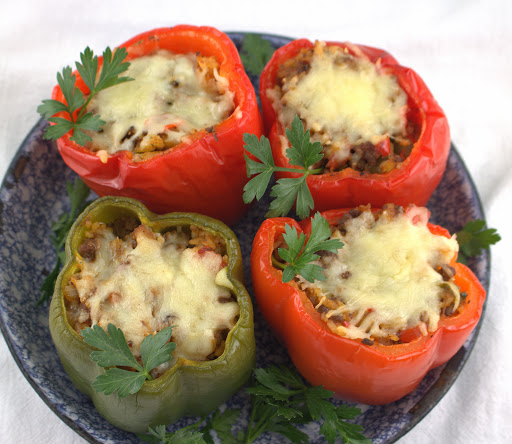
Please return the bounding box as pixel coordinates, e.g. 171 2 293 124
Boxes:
0 33 489 444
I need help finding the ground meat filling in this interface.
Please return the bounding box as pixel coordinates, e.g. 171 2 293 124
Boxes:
270 42 417 174
274 204 463 346
65 217 240 376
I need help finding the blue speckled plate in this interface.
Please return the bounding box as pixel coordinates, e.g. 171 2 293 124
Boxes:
0 33 489 444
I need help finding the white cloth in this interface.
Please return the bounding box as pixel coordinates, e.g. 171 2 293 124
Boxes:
1 0 510 442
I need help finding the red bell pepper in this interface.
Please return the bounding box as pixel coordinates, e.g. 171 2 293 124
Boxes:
259 39 450 210
51 26 263 225
251 208 485 405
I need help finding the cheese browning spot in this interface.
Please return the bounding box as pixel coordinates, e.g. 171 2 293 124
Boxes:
293 205 461 344
65 221 239 372
85 50 235 157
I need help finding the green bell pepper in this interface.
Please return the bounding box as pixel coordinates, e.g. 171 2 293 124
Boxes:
49 196 256 433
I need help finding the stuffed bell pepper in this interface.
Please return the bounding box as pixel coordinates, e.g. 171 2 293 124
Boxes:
43 25 263 225
259 39 450 210
49 196 255 432
251 204 485 405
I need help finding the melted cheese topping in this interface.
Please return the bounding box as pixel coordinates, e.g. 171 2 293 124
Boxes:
298 208 458 340
86 50 234 156
275 44 407 164
73 225 239 362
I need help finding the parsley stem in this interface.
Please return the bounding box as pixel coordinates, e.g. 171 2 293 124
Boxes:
77 81 105 121
274 166 324 175
271 256 286 270
76 94 94 121
244 407 274 444
243 401 257 444
184 415 207 433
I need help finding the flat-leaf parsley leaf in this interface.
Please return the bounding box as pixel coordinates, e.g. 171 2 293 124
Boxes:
139 423 207 444
277 212 344 283
243 365 370 444
81 323 176 398
38 46 132 146
240 34 275 77
243 115 324 219
139 424 207 444
456 219 501 264
37 178 92 306
140 365 370 444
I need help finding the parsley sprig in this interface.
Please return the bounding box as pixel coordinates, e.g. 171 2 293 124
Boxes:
456 219 501 264
243 117 343 282
138 365 370 444
239 34 275 77
37 46 132 146
139 424 207 444
243 115 324 219
276 213 344 283
38 178 92 306
202 408 242 444
82 323 176 398
244 366 369 444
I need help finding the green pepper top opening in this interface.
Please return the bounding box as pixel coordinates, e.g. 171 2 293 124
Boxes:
66 219 240 372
